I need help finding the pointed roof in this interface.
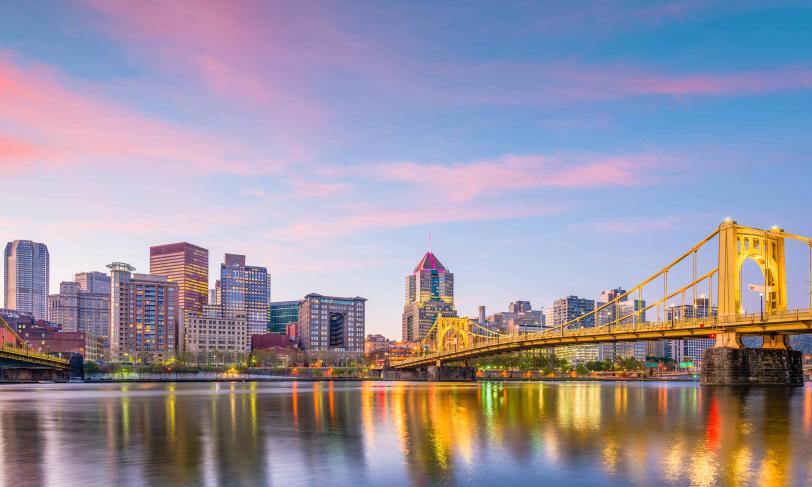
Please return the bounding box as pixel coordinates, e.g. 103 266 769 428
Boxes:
414 251 447 273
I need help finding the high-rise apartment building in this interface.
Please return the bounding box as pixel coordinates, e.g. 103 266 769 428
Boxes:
298 293 366 352
270 300 300 334
402 251 457 342
4 240 49 319
219 254 271 335
47 271 110 344
150 242 209 315
108 262 179 363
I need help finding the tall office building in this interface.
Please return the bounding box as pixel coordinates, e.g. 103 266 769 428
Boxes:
219 254 271 335
402 251 457 342
270 300 300 334
150 242 209 315
297 293 366 352
4 240 49 319
47 271 111 343
108 262 179 363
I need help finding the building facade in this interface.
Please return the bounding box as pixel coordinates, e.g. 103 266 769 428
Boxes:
47 271 111 345
108 262 179 363
488 300 546 335
269 300 300 334
402 251 457 342
150 242 209 315
298 294 366 352
183 306 249 363
4 240 49 319
550 295 596 364
219 254 271 336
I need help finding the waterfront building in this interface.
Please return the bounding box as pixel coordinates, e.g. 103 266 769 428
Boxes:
298 293 366 352
108 262 179 363
183 306 249 364
150 242 209 315
550 295 596 363
402 251 457 342
219 254 271 336
17 320 104 361
4 240 49 319
47 271 110 345
269 300 300 334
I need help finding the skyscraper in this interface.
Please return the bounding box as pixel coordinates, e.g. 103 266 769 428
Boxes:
4 240 49 319
108 262 179 363
219 254 271 335
402 251 457 342
48 271 110 343
150 242 209 315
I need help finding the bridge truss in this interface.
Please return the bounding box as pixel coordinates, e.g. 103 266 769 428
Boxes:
0 315 70 369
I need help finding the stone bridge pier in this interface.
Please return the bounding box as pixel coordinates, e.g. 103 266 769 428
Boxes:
701 332 803 386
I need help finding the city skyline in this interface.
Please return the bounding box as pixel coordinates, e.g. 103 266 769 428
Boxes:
2 1 812 338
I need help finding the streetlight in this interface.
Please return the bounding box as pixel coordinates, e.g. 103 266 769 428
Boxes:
760 293 764 321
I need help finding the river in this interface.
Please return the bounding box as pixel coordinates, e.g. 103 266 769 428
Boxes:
0 381 810 486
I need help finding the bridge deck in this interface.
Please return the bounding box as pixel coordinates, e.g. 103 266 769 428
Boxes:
393 309 812 369
0 345 71 369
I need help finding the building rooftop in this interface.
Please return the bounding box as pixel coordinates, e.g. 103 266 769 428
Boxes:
414 251 447 273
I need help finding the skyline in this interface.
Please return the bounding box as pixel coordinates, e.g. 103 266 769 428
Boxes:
2 1 812 337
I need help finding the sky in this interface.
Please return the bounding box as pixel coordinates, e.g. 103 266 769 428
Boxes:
1 0 812 338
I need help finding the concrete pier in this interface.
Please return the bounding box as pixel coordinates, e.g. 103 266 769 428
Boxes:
427 366 476 381
701 347 803 386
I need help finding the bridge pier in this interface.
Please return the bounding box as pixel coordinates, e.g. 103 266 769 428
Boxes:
701 333 803 386
427 365 476 382
0 367 66 383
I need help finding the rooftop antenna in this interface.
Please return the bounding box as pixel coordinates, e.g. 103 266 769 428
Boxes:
428 232 432 252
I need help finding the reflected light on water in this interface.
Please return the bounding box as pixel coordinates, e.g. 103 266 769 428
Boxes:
0 381 811 486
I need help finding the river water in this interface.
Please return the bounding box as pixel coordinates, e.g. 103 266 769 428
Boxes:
1 381 811 486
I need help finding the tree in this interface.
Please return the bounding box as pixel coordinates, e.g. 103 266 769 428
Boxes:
84 360 100 375
575 363 588 375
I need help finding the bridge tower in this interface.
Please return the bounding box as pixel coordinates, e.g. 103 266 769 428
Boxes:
717 220 787 318
703 220 802 385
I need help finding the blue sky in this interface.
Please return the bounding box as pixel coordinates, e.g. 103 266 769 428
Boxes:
1 1 811 337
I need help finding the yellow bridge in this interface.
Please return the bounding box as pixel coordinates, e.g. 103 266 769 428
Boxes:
0 316 70 370
394 221 812 370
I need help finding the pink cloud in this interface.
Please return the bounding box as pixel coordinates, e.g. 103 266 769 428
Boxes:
276 203 561 243
0 53 284 175
367 153 666 202
78 0 384 124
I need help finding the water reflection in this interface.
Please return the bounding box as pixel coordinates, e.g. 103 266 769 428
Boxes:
1 381 811 486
